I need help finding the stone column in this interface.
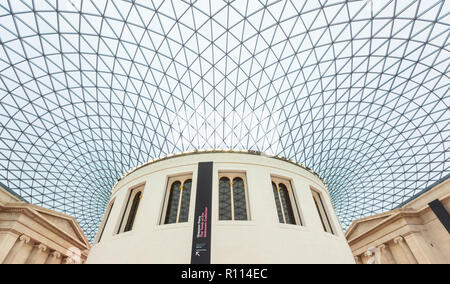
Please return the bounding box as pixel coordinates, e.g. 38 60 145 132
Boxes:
3 235 34 264
377 244 396 264
46 251 62 264
0 231 19 264
354 255 362 264
403 231 439 264
394 236 417 264
26 244 49 264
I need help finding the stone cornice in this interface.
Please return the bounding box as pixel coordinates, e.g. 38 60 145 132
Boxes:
28 203 90 245
345 209 398 239
36 243 48 252
112 149 329 194
346 187 449 239
346 208 429 246
0 202 90 251
50 251 62 259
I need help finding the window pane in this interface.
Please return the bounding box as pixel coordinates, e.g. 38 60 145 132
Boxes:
124 192 141 232
165 181 181 224
272 182 284 223
219 177 232 220
279 183 296 225
178 179 192 223
233 178 247 220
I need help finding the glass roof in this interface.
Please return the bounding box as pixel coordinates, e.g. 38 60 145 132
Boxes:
0 0 449 242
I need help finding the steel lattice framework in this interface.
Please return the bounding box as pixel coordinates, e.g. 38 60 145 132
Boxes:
0 0 449 242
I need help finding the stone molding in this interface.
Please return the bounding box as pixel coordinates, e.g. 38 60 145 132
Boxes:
0 202 89 250
36 244 48 252
19 235 31 244
393 236 404 244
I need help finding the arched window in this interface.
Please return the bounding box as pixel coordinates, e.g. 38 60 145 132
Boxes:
311 189 334 234
272 182 284 223
117 185 144 234
165 181 182 224
219 177 232 220
179 179 192 223
163 175 193 224
96 200 114 243
124 191 142 232
233 177 248 220
272 178 301 225
219 174 249 221
279 183 296 225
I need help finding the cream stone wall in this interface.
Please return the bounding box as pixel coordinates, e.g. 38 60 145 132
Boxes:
346 178 450 264
87 151 355 264
0 185 90 264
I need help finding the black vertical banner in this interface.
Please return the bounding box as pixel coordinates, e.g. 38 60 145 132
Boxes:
428 199 450 234
191 162 213 264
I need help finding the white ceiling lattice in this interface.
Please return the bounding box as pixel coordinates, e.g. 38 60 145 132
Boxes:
0 0 449 242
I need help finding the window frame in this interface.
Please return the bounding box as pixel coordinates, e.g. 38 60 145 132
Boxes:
161 174 193 225
116 184 145 234
218 172 251 221
311 188 335 235
271 176 303 226
95 198 115 244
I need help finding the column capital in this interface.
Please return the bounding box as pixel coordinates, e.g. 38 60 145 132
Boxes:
377 244 386 250
50 251 62 259
19 235 31 244
394 236 404 244
394 236 418 264
36 244 48 252
376 243 396 264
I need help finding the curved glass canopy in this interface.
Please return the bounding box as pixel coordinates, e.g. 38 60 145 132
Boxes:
0 0 449 242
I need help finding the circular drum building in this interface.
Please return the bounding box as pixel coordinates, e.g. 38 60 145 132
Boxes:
87 151 354 264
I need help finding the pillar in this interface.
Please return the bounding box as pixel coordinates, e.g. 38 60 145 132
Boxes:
394 236 417 264
26 244 49 264
377 244 396 264
46 251 62 264
0 231 19 263
3 235 34 264
403 231 440 264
